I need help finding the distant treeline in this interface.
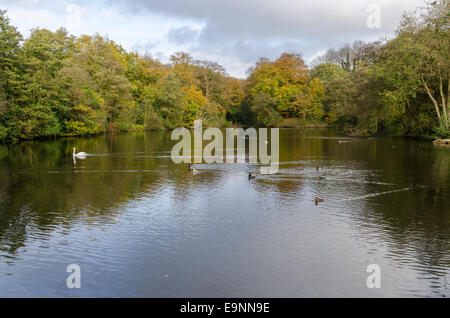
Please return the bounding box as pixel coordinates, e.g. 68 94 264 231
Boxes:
0 0 448 142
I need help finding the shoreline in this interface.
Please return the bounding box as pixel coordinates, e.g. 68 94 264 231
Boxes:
0 126 448 145
433 139 450 146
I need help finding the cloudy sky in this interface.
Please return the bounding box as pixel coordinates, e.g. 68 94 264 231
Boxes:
0 0 424 77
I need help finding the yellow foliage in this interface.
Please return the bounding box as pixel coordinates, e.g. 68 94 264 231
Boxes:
73 104 91 113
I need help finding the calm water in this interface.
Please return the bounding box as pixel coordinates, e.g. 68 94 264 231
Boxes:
0 129 449 297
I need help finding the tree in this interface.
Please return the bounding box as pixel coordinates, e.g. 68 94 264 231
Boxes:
125 52 163 130
312 40 380 72
154 71 184 129
374 0 449 135
251 93 282 127
245 53 324 126
194 60 227 100
22 28 75 121
0 10 24 107
0 10 25 141
310 63 347 123
222 77 244 124
74 34 133 130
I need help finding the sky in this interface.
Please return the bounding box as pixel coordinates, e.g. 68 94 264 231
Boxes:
0 0 425 78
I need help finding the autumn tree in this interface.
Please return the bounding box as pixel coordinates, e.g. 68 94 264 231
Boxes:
245 53 324 126
73 35 133 131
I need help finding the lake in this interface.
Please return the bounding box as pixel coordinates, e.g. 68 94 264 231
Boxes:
0 129 449 297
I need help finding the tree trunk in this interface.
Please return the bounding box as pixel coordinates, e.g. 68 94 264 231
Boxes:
422 76 441 121
447 79 450 122
438 74 448 126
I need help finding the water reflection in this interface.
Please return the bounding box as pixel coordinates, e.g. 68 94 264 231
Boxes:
0 129 449 297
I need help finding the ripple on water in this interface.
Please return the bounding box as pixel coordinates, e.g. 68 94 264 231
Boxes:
0 131 449 297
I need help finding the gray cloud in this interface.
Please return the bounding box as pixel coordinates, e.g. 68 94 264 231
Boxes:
111 0 423 74
1 0 424 77
167 26 200 44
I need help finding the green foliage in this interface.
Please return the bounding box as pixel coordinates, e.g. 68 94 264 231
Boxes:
310 63 345 82
251 93 283 127
0 123 7 141
0 11 245 142
153 71 184 129
7 104 61 139
433 119 450 139
64 120 96 136
245 54 325 127
0 1 447 142
311 0 449 138
0 10 25 106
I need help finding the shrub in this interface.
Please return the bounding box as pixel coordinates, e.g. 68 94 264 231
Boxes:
433 119 450 139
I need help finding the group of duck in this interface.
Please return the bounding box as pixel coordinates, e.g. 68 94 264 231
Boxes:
186 163 325 206
188 164 259 181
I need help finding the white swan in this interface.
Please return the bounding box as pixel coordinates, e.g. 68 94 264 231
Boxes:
73 147 87 158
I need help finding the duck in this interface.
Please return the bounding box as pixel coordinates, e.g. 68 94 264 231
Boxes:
187 164 196 172
248 172 257 180
314 197 324 205
73 147 87 159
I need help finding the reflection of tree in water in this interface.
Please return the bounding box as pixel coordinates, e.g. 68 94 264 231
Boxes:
0 132 173 256
280 129 450 295
0 130 449 296
359 189 449 295
254 178 304 200
331 139 449 295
